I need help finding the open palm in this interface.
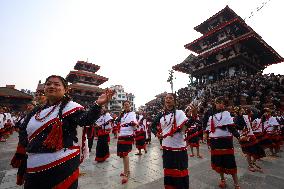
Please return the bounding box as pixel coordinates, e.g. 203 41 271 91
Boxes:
96 89 115 106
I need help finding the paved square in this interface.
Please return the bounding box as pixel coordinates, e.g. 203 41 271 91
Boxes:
1 133 283 189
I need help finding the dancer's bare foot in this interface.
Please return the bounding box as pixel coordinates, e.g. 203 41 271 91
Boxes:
218 179 226 188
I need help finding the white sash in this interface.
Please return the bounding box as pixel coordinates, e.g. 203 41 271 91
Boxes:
160 110 188 149
206 111 234 138
241 115 254 136
160 110 188 137
96 113 113 130
119 111 137 136
252 118 262 133
27 101 85 171
27 101 84 140
120 112 137 126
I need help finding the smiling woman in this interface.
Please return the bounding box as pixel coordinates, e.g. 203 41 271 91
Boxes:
117 100 138 184
10 75 114 189
151 93 189 189
44 75 68 105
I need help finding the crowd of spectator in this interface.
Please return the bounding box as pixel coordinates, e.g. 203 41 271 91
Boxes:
145 72 284 119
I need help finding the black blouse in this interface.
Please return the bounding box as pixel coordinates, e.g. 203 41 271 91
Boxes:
19 102 101 153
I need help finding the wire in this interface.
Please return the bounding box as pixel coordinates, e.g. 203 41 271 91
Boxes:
244 0 272 21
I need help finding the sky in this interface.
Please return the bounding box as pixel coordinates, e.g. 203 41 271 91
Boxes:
0 0 283 107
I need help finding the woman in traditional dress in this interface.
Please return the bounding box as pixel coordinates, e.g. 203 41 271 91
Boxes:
134 112 147 155
251 109 274 153
3 107 14 136
10 75 113 189
145 115 152 144
185 104 203 158
94 106 113 162
117 100 137 184
151 93 189 189
275 111 284 143
263 108 282 156
0 106 6 142
111 114 119 139
205 97 241 189
235 108 265 172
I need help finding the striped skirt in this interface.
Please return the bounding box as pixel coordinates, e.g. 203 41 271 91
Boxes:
135 131 146 150
239 137 265 160
95 134 110 162
117 135 134 157
267 133 282 148
163 149 189 189
210 137 237 175
254 132 274 149
185 128 201 147
24 152 80 189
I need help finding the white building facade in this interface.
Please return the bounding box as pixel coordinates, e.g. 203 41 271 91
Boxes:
107 85 135 115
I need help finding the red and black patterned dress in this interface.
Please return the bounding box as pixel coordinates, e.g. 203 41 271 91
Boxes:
117 111 137 157
152 109 189 189
238 115 265 160
185 116 202 147
11 101 102 189
206 110 240 175
95 113 113 162
135 115 147 150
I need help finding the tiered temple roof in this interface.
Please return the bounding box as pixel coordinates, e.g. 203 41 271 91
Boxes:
0 85 33 111
66 70 108 86
66 61 108 106
173 6 283 79
74 61 100 73
0 86 32 99
194 6 241 34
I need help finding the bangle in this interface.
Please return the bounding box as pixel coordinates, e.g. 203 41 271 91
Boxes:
94 101 101 107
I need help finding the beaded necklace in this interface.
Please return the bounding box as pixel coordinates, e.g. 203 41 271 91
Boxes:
35 104 59 122
122 112 129 124
214 112 223 121
163 111 174 127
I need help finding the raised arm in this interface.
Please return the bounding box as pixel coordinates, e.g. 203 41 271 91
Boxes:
67 89 114 126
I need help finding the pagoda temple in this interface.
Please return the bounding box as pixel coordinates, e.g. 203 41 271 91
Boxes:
0 85 33 111
66 61 108 106
173 6 283 84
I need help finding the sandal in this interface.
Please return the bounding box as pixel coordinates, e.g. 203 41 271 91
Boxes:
189 154 195 157
248 165 256 172
218 179 226 188
121 172 129 184
252 162 261 169
120 171 130 177
197 155 203 158
252 163 263 173
234 184 241 189
121 177 128 184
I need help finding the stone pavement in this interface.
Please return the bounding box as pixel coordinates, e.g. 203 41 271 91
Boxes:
0 133 283 189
